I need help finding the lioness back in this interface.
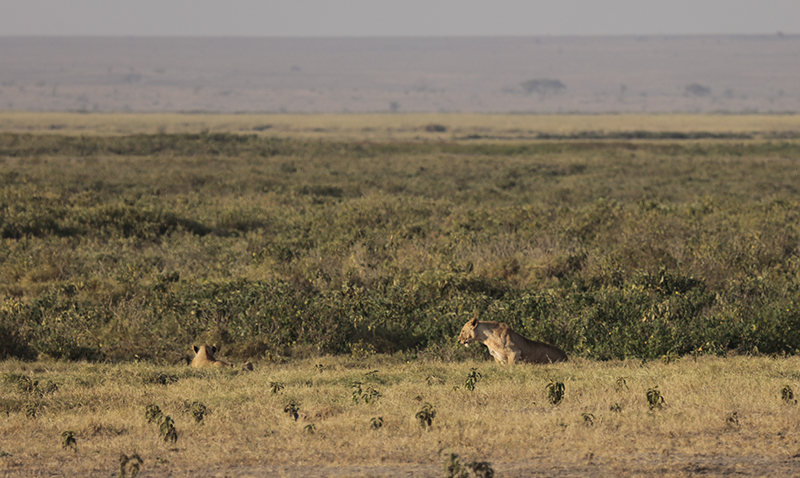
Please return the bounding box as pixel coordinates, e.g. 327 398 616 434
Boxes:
517 332 568 364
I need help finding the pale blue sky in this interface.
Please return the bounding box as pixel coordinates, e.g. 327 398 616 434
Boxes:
2 0 799 37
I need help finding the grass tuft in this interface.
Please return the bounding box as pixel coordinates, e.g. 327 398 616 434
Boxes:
60 430 77 451
781 385 797 405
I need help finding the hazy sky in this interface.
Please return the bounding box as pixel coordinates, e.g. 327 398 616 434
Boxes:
3 0 799 37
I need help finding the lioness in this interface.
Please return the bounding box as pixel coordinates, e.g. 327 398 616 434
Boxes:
458 318 567 364
190 344 254 371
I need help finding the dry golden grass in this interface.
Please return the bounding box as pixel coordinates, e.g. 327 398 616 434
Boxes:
2 111 800 141
2 354 800 477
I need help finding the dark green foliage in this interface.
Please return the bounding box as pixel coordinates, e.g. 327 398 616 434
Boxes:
0 323 36 360
145 404 163 424
726 411 740 429
119 453 143 478
3 374 58 397
370 416 384 430
468 461 495 478
142 372 179 386
443 453 469 478
3 133 800 362
0 132 296 158
443 452 495 478
464 368 482 392
547 380 565 405
25 401 38 419
145 403 178 443
582 412 595 426
284 401 300 421
646 386 666 410
189 401 208 424
352 382 382 404
781 385 796 405
159 416 178 444
415 402 436 429
269 381 285 394
60 430 77 450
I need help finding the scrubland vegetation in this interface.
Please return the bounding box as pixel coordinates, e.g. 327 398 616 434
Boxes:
2 119 800 364
2 113 800 475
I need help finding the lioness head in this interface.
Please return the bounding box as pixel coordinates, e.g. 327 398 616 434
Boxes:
193 344 217 360
458 318 480 346
191 344 253 370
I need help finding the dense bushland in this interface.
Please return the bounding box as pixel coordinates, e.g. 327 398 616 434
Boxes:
2 132 800 362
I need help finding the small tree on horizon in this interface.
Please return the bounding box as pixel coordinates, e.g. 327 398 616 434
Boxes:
685 83 711 97
520 79 566 97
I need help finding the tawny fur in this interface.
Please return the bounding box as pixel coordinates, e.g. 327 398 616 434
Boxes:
458 318 567 364
191 344 252 370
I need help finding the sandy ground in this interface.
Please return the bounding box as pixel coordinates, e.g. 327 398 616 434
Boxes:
88 453 800 478
4 453 794 477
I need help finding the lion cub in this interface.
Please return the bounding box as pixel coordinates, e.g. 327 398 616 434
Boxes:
458 318 567 364
191 344 253 371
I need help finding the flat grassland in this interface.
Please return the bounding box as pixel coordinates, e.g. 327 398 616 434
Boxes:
3 356 800 477
3 111 800 140
2 112 800 476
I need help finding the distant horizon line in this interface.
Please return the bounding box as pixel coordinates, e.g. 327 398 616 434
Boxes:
0 32 796 40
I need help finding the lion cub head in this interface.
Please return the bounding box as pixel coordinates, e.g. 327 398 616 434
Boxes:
458 318 480 346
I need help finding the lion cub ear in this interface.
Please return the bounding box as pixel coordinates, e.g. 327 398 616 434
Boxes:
469 317 478 328
193 345 200 354
210 344 218 354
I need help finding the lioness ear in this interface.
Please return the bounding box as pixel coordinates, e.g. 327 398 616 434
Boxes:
210 344 218 354
193 345 200 354
469 317 478 328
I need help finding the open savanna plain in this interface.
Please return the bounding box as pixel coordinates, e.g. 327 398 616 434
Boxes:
3 112 800 476
4 356 800 477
